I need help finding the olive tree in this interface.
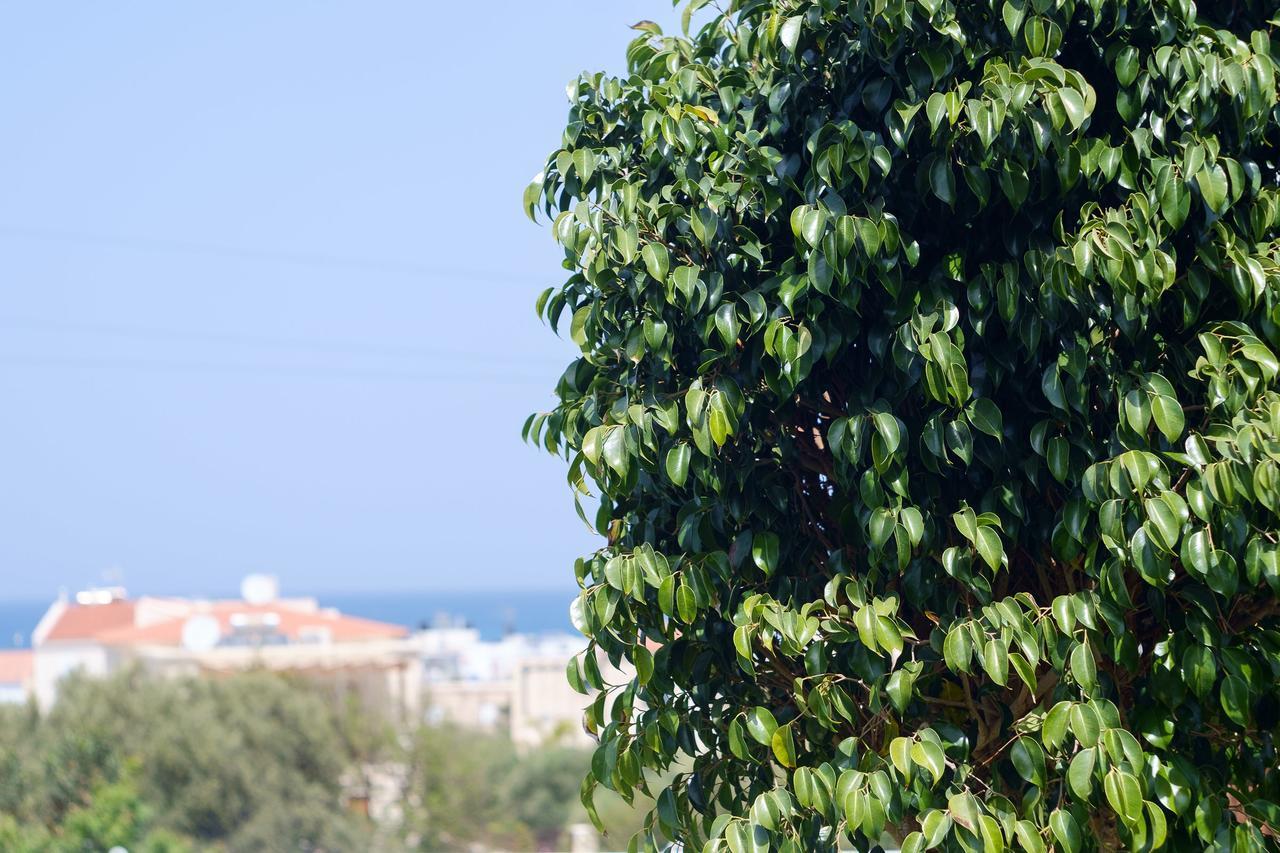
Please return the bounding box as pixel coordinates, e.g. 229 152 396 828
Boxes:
526 0 1280 849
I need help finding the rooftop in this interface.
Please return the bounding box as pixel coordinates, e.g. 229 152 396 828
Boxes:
97 601 406 647
41 600 138 643
0 650 33 684
35 583 407 650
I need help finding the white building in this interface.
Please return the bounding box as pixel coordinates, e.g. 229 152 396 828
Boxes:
415 625 626 748
29 580 421 721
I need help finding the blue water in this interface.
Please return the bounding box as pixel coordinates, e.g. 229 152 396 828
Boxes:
0 588 576 649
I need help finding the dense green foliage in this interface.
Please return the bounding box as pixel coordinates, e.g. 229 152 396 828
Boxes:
527 0 1280 849
0 670 639 852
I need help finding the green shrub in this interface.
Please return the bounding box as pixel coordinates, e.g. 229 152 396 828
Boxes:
528 0 1280 849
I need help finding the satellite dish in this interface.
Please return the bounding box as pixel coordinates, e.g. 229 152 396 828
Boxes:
181 615 222 651
241 574 278 605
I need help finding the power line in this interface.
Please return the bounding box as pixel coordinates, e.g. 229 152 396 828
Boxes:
0 352 560 387
0 316 572 371
0 223 557 288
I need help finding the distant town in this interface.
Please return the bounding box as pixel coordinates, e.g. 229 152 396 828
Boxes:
0 575 608 744
0 576 630 848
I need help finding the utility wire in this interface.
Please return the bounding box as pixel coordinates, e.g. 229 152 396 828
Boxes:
0 223 559 288
0 316 572 371
0 352 560 387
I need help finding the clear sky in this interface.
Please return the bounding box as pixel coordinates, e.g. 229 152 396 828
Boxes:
0 2 684 600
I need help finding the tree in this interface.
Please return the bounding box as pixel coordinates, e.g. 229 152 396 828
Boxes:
0 669 372 852
526 0 1280 849
402 723 537 851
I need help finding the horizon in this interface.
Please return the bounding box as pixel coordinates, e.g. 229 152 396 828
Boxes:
0 579 580 604
0 584 578 650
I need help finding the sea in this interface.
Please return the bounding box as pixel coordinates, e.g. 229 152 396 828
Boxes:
0 588 577 649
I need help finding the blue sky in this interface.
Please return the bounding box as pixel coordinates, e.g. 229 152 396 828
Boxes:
0 3 684 600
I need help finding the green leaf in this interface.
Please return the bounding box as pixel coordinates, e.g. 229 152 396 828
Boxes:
671 264 700 302
1042 365 1067 409
752 532 779 576
1181 645 1215 698
771 722 797 767
889 737 914 779
572 148 595 184
1001 0 1025 36
745 706 778 745
943 624 972 672
1220 675 1250 726
1116 46 1140 87
728 718 751 760
1068 747 1096 800
910 740 946 784
715 302 740 347
1014 820 1046 853
1052 595 1077 635
947 792 982 833
1196 163 1229 213
1042 701 1071 749
1047 436 1070 483
1103 769 1143 827
975 527 1004 571
642 242 670 282
1146 802 1168 849
602 426 629 477
779 15 803 53
1070 642 1097 695
930 157 956 205
984 638 1009 686
1010 737 1045 787
922 809 952 846
875 616 904 661
1145 497 1181 551
1151 395 1185 442
1058 87 1089 130
1069 702 1101 747
665 443 691 486
872 412 901 454
634 644 654 685
1050 809 1083 853
799 207 827 248
965 397 1003 439
676 582 697 624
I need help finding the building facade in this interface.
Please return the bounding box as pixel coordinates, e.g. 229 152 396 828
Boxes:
28 583 420 721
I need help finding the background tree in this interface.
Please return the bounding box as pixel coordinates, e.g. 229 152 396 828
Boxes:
527 0 1280 849
0 669 372 852
0 670 637 852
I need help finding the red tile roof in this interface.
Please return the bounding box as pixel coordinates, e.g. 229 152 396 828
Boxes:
41 601 138 642
97 602 406 647
0 650 33 684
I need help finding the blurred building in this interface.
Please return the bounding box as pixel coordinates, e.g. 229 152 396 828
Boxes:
20 577 622 749
29 577 420 721
0 650 33 704
417 625 623 748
